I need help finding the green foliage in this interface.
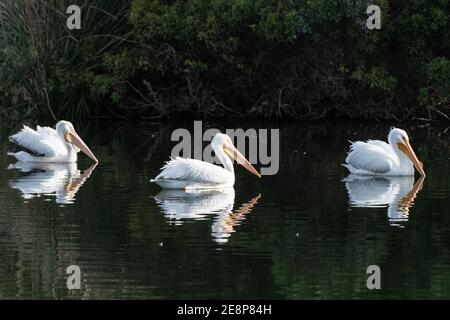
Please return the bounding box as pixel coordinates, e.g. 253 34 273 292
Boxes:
0 0 131 119
419 57 450 107
396 1 449 72
351 66 398 92
426 58 450 97
0 0 448 120
123 0 448 119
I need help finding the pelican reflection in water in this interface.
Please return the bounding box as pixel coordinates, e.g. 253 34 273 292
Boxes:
344 175 425 227
8 162 97 205
154 189 261 243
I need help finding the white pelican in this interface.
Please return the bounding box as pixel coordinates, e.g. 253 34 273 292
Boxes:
343 128 425 176
8 162 97 205
8 120 98 163
344 175 424 226
151 133 261 190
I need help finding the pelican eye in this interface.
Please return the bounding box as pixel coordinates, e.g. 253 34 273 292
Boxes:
223 146 232 157
64 132 73 143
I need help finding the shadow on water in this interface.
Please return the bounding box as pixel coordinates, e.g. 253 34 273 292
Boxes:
0 120 449 299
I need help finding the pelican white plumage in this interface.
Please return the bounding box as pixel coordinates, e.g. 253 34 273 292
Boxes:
344 175 424 226
151 133 261 190
343 128 425 176
8 120 98 163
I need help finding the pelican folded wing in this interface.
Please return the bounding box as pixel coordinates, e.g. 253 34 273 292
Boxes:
9 125 63 158
344 141 392 174
155 157 231 184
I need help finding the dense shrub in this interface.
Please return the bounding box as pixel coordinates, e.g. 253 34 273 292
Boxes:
0 0 131 119
0 0 448 120
117 0 449 120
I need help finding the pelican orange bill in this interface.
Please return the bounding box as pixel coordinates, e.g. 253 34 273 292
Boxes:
397 141 425 176
65 131 99 163
224 145 261 178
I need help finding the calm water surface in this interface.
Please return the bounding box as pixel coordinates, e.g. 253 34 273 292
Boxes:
0 121 449 299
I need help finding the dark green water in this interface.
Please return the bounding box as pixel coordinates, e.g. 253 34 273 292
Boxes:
0 121 449 299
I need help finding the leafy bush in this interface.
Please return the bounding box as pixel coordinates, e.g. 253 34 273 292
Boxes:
0 0 131 119
121 0 448 119
0 0 448 120
417 57 450 117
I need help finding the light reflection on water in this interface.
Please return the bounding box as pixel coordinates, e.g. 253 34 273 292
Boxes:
8 162 97 205
344 175 425 227
155 189 260 244
0 121 449 299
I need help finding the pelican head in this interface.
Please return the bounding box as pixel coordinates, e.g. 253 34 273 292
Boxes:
388 128 425 176
56 120 98 163
211 133 261 178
